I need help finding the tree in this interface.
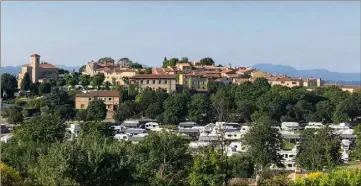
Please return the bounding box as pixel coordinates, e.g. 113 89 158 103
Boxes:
54 104 75 121
180 57 189 63
211 87 233 122
30 82 40 96
188 94 212 124
1 73 17 98
243 115 283 179
129 62 143 69
86 99 107 121
293 100 314 123
227 155 254 179
41 90 74 113
104 81 111 90
162 58 179 68
235 100 256 123
92 73 105 90
145 102 164 120
79 74 91 87
114 101 140 123
144 68 152 74
315 100 334 123
98 57 114 63
6 106 24 124
58 69 69 74
0 163 22 186
57 78 66 87
75 109 87 121
297 127 342 171
32 134 133 186
20 72 31 91
199 57 215 66
38 82 52 95
14 115 67 144
132 132 192 185
79 65 86 73
188 147 225 186
163 93 190 124
253 78 271 97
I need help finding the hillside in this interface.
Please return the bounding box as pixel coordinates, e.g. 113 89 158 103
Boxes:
253 63 361 85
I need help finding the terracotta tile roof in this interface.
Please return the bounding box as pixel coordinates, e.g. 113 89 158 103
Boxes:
40 64 58 69
76 90 120 97
129 74 176 79
113 68 135 73
226 74 239 78
271 77 303 82
30 54 40 57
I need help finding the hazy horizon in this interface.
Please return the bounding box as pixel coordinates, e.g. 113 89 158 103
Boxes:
2 2 360 73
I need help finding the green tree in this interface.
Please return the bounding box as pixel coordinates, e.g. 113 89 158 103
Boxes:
114 101 140 123
180 57 189 63
86 99 107 121
163 93 190 124
104 81 111 90
297 127 342 171
1 73 17 98
14 115 66 144
32 134 133 186
75 109 87 121
79 74 91 87
235 100 256 123
144 68 152 74
145 102 164 121
41 90 74 113
92 73 105 90
20 72 31 91
188 94 212 124
315 100 334 123
132 132 192 185
243 115 283 178
30 82 40 96
6 106 24 124
227 155 255 179
162 58 179 68
98 57 115 63
211 87 234 122
129 62 143 69
38 82 52 95
57 78 67 87
293 100 314 122
0 163 23 186
54 104 75 121
352 125 361 161
199 57 215 66
188 147 225 186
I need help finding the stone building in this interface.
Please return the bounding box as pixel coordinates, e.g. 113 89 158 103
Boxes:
17 54 58 88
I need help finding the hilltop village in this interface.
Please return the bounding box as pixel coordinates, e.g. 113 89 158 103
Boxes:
1 54 361 185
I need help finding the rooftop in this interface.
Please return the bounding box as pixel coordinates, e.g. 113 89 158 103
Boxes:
129 74 176 79
76 90 120 97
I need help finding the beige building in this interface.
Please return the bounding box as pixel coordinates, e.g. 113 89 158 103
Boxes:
268 77 303 87
178 74 209 90
303 78 325 87
176 63 192 73
75 90 120 119
128 74 177 93
103 69 137 85
17 54 58 89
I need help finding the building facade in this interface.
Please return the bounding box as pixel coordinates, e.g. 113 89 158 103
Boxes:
178 74 209 90
128 74 177 93
75 90 120 119
17 54 58 88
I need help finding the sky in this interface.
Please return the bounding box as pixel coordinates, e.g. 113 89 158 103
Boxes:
1 1 360 73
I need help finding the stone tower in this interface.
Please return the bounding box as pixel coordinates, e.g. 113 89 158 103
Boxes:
30 54 40 83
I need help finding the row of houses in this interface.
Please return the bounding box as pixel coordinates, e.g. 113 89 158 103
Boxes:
80 58 331 93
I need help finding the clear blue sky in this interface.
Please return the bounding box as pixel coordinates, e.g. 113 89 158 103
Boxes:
2 1 360 72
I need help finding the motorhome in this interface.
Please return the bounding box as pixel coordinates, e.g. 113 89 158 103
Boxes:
145 122 160 130
281 122 300 131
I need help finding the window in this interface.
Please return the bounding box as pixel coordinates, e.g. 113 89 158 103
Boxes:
289 155 294 158
288 164 293 167
164 80 167 84
140 80 143 84
88 98 92 101
108 98 112 101
185 80 188 84
146 80 149 84
153 80 155 84
80 104 85 109
281 81 285 84
158 80 161 84
292 82 297 85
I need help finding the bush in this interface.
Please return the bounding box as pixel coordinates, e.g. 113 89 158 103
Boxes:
0 163 22 186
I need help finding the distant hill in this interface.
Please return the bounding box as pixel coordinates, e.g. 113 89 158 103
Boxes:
1 65 81 76
252 63 361 85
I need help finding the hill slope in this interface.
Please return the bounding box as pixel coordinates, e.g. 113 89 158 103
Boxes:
252 63 361 85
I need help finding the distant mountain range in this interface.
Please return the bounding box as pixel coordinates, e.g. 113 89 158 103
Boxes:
1 63 360 85
252 64 361 85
